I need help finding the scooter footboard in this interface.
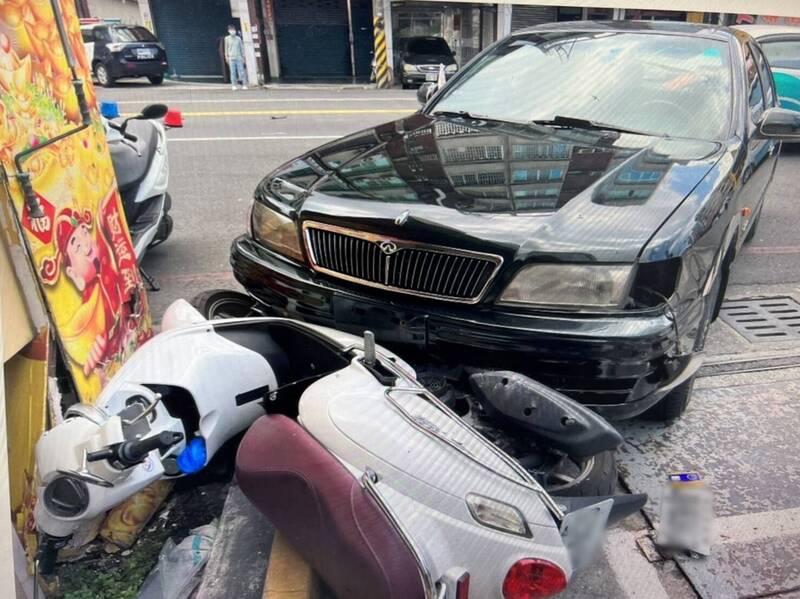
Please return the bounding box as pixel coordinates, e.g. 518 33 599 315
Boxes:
236 415 426 599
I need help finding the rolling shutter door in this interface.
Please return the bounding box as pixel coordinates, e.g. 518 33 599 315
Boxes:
510 5 558 32
273 0 350 79
150 0 233 78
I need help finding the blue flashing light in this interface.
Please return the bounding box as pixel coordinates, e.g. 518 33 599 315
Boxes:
177 438 207 474
100 101 120 119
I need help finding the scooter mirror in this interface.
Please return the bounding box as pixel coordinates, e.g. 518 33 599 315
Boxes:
140 104 169 120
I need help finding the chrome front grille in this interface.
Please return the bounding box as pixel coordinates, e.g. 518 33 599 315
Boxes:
303 222 502 303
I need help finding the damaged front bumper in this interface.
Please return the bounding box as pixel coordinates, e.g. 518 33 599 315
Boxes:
231 235 702 419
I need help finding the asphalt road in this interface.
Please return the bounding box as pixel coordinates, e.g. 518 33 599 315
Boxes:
96 81 800 598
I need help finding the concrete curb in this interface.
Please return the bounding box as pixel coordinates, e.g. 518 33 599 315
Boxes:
262 534 320 599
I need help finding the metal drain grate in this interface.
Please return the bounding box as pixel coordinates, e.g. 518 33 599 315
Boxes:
719 296 800 342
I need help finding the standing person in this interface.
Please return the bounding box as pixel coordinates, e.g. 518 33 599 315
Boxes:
224 25 247 90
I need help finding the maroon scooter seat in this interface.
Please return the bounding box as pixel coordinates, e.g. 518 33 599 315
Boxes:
236 415 426 599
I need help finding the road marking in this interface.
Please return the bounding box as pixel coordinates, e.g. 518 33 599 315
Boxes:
124 108 411 117
168 135 340 142
604 528 671 599
114 97 416 105
715 507 800 545
742 245 800 255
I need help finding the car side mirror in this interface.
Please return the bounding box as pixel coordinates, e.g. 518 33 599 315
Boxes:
140 103 169 120
417 82 435 105
758 107 800 140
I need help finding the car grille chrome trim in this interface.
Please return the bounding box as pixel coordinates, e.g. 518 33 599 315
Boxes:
302 221 503 304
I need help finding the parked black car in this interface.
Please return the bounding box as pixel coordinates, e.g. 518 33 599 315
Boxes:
397 36 457 88
231 22 800 421
81 23 168 87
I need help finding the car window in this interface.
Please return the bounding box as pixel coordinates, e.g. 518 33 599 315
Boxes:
744 45 765 121
93 28 107 42
112 26 157 43
407 38 450 55
760 39 800 69
752 44 776 108
81 29 93 43
430 32 733 140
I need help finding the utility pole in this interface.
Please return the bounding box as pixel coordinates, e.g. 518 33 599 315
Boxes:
372 0 392 88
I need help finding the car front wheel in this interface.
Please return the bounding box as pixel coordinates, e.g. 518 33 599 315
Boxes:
95 63 113 87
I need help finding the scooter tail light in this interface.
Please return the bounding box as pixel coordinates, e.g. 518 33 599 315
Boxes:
502 558 567 599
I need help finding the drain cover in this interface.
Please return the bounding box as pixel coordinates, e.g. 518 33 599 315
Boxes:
719 296 800 342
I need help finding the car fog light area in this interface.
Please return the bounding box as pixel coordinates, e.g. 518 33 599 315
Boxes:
466 493 531 537
251 201 304 263
498 264 633 309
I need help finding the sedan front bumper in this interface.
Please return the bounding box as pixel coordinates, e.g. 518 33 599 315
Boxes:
231 235 699 419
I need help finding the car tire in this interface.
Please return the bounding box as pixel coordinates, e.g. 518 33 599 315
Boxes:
95 63 113 87
191 289 260 319
401 80 410 89
148 75 164 85
641 377 695 423
549 450 617 497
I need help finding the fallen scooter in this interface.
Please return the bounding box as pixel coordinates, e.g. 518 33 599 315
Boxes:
34 300 645 597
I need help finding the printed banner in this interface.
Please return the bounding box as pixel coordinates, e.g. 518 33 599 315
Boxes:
1 0 152 402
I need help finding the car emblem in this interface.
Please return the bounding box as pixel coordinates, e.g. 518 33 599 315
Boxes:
394 210 410 226
378 240 399 255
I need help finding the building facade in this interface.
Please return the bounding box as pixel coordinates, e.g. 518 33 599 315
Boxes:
78 0 800 83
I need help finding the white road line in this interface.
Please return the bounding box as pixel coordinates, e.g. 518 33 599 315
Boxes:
715 507 800 545
604 529 671 599
114 97 416 105
168 135 340 142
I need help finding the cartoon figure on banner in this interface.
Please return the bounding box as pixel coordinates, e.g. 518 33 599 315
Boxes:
39 189 148 384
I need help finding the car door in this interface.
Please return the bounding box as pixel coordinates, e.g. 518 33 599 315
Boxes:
739 42 778 244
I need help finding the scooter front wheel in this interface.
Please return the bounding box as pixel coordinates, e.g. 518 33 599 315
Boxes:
191 289 262 319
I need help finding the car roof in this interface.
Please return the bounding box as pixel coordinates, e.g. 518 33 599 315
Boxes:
731 24 800 38
516 20 737 42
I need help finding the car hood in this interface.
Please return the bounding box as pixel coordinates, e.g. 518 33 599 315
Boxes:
258 114 724 263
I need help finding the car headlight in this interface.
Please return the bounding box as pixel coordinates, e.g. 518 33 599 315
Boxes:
445 64 457 73
250 201 304 263
498 264 633 309
403 63 418 73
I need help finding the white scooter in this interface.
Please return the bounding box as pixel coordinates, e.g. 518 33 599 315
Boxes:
34 300 645 597
104 103 174 287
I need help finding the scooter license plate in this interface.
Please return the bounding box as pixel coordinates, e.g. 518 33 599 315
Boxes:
425 72 437 82
656 472 712 556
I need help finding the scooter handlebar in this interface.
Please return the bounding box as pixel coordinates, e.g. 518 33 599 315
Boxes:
87 431 184 468
118 431 184 466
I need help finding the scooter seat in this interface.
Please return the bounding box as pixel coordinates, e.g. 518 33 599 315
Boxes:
236 415 425 599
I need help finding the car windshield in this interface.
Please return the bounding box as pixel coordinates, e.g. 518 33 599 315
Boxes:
761 39 800 69
407 38 450 55
112 26 156 43
430 31 733 140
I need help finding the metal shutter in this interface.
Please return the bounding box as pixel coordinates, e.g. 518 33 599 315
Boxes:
511 5 558 32
150 0 233 78
273 0 350 79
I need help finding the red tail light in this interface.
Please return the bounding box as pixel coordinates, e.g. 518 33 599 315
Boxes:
502 558 567 599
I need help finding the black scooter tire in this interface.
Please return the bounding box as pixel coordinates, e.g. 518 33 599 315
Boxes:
191 289 260 319
548 450 617 497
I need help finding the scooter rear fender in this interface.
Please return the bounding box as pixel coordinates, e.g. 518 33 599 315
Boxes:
469 371 623 457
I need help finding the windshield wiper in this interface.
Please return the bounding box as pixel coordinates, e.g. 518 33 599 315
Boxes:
431 109 491 120
531 115 663 137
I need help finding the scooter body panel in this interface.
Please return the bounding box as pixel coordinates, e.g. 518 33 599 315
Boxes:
298 360 573 597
